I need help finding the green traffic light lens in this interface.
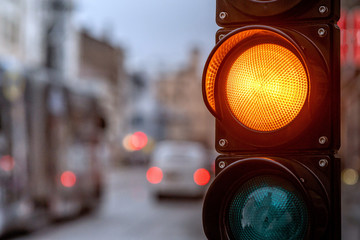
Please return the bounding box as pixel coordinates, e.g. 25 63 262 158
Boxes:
227 175 308 240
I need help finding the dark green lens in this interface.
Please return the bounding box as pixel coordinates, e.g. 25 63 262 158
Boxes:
227 175 308 240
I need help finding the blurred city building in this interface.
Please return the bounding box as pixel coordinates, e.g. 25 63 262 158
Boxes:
120 72 161 164
0 0 127 164
77 29 126 164
126 72 161 138
0 0 45 67
43 0 78 79
155 48 215 148
0 0 79 78
340 1 360 239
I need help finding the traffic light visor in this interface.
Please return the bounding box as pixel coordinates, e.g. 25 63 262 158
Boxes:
227 0 302 17
203 28 309 132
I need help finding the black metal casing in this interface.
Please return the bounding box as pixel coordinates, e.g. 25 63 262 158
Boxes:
209 24 340 155
203 155 341 240
216 0 340 26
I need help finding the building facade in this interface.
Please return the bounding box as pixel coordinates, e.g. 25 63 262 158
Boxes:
155 48 214 148
78 30 126 163
0 0 45 67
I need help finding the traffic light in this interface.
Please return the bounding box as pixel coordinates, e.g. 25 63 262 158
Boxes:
202 1 341 240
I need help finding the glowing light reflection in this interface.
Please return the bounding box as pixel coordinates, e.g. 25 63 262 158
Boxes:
342 168 359 185
194 168 211 186
146 167 163 184
61 171 77 188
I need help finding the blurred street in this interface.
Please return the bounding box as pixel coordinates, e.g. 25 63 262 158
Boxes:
0 1 360 239
14 166 205 240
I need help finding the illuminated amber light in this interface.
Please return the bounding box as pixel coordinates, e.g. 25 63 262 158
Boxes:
226 43 308 132
204 29 310 125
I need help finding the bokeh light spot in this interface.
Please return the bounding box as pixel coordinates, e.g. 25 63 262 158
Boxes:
0 155 15 172
194 168 211 186
123 134 134 152
342 168 359 185
130 131 148 150
146 167 163 184
61 171 77 188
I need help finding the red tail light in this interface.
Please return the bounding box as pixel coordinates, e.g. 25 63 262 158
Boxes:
61 171 77 188
0 155 15 172
194 168 211 186
130 131 148 150
146 167 163 184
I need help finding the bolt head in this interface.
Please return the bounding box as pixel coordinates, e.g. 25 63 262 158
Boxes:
219 139 228 147
219 161 226 169
319 6 328 14
319 136 328 145
219 12 228 20
318 28 327 37
319 159 328 168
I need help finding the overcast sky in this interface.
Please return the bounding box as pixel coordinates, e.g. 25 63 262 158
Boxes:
75 0 218 75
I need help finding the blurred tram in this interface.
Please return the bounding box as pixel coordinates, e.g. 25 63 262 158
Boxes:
0 61 32 234
0 63 106 236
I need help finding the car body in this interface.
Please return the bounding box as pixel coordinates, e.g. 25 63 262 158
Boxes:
147 140 211 198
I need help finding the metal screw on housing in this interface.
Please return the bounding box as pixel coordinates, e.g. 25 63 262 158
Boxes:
318 28 327 37
319 159 328 168
219 139 228 147
219 34 225 41
319 136 328 145
219 12 228 20
219 161 226 169
319 6 329 14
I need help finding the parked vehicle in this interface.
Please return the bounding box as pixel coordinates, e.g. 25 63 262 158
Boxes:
147 140 211 198
0 63 106 236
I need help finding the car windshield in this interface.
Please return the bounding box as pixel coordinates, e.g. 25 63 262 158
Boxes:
154 142 205 165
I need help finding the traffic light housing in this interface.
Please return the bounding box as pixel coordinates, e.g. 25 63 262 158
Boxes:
204 24 340 153
215 0 340 26
203 155 341 239
202 1 341 239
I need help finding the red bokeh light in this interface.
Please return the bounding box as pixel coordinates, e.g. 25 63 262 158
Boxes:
0 155 15 172
146 167 163 184
194 168 211 186
61 171 77 188
129 131 148 151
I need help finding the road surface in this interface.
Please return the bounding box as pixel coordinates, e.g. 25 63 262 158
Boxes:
14 166 206 240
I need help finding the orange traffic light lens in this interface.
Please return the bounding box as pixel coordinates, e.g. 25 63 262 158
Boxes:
203 28 310 131
226 43 308 132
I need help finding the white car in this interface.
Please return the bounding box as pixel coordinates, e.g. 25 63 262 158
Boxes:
147 141 211 198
